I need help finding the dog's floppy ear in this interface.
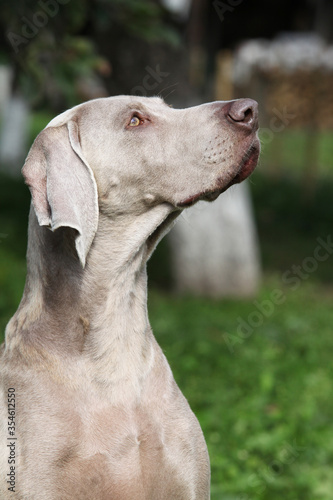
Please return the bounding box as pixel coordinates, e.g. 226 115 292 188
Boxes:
22 121 99 268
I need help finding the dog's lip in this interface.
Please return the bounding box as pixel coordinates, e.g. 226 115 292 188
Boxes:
232 140 260 184
178 140 260 208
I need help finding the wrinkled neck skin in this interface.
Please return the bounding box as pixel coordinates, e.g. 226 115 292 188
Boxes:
5 203 180 384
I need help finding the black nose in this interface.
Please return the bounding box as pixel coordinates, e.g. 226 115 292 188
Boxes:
226 98 258 131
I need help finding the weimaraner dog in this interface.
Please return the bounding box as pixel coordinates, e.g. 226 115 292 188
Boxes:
0 95 259 499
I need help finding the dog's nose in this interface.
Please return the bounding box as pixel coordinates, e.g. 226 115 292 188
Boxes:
226 99 258 131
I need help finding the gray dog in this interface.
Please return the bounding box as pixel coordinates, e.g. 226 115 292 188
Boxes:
0 96 259 499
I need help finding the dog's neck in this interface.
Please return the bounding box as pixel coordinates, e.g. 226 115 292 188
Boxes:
5 204 178 380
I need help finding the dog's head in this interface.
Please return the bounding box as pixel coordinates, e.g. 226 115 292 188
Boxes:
22 96 260 267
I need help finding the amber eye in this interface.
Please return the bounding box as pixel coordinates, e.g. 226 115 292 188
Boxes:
129 115 141 127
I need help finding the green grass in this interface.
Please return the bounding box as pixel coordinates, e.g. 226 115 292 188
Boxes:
149 281 333 500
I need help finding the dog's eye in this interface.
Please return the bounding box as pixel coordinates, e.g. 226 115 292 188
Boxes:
129 116 142 127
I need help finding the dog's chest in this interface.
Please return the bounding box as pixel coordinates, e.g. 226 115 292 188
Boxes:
9 357 209 499
50 397 196 499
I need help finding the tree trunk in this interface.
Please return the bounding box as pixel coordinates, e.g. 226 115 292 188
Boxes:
169 181 261 297
0 90 29 177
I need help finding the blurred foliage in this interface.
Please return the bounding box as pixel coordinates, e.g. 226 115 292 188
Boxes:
259 129 333 176
0 174 30 333
0 0 179 110
251 173 333 282
93 0 179 44
253 128 333 282
17 34 108 109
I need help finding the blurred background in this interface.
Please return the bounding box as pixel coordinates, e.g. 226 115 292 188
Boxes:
1 0 333 498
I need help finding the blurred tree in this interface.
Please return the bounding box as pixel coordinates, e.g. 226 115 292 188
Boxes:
164 0 262 298
0 0 179 111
